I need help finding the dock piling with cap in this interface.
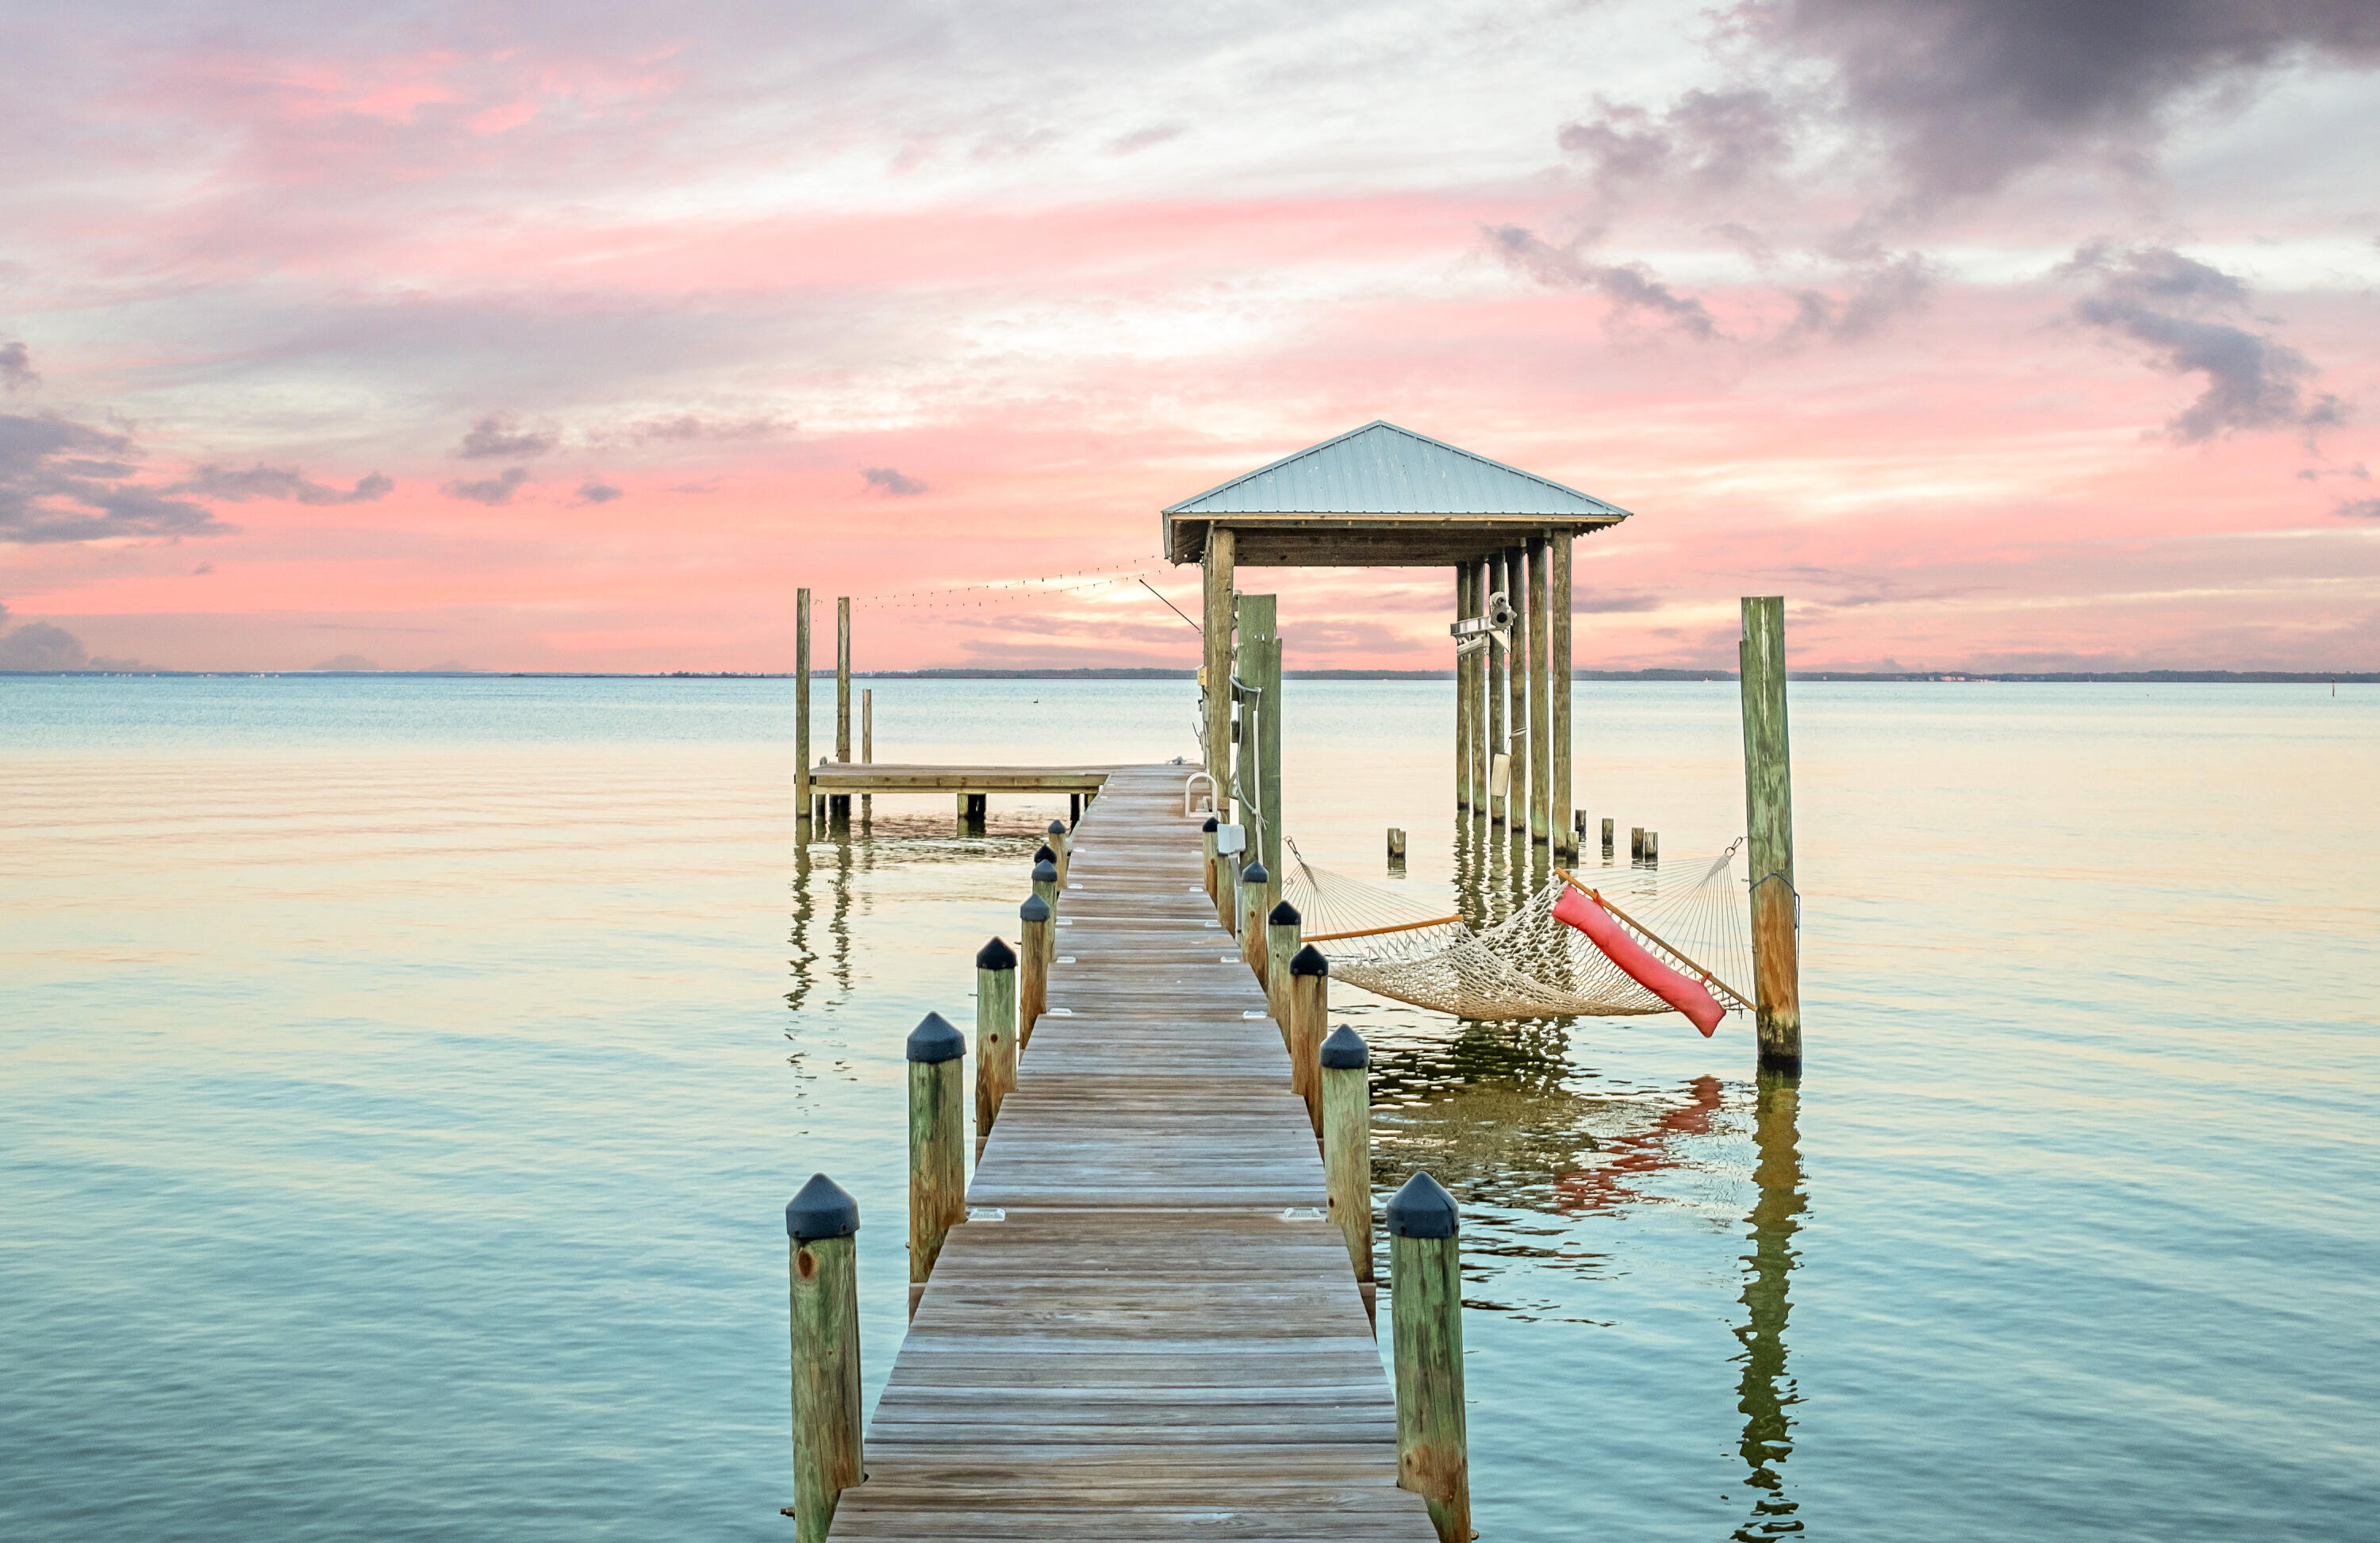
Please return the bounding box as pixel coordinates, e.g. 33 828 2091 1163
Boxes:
1388 1171 1472 1543
1265 900 1301 1043
1288 947 1330 1130
973 937 1017 1153
905 1013 965 1310
785 1173 861 1543
1321 1023 1374 1288
1017 892 1050 1046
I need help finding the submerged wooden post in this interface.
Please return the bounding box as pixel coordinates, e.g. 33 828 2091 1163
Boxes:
1288 946 1328 1130
1506 543 1529 831
1238 861 1270 981
906 1012 965 1307
1487 549 1508 827
1645 830 1659 864
1550 532 1574 860
974 937 1018 1151
1203 528 1237 820
1388 1172 1469 1543
1019 893 1050 1046
1387 827 1407 867
1046 819 1070 888
1631 825 1645 861
1320 1025 1372 1285
785 1173 862 1543
1740 596 1802 1080
794 589 812 838
1526 536 1550 846
1601 816 1614 855
1265 900 1301 1044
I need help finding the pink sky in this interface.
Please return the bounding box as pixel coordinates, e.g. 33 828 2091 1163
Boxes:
3 2 2376 673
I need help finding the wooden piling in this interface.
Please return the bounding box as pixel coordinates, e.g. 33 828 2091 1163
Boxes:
1288 946 1328 1130
1046 819 1069 887
1453 564 1472 812
1388 1172 1470 1543
794 589 812 837
1631 825 1645 860
1387 827 1407 866
1203 816 1220 900
1237 593 1283 900
906 1013 965 1306
1218 833 1241 931
1550 532 1574 860
1069 792 1082 825
1602 816 1614 855
785 1173 862 1543
1031 857 1059 956
1645 830 1659 864
860 688 873 823
1526 536 1550 846
973 938 1018 1152
1239 861 1270 981
1320 1025 1372 1285
1203 528 1237 820
1507 543 1529 831
1740 596 1802 1080
1265 900 1302 1045
1487 551 1508 827
1018 893 1050 1046
835 597 851 762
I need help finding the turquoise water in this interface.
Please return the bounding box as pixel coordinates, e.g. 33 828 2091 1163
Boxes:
5 676 2375 1540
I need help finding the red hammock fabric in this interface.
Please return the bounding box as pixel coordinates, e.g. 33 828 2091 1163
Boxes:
1550 885 1726 1037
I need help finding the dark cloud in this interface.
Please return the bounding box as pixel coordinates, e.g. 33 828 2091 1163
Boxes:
440 466 532 504
1747 0 2380 201
2061 242 2345 443
1 341 36 395
2337 497 2380 520
2 412 229 543
1576 592 1662 613
1484 225 1719 339
0 615 138 670
453 414 559 459
1785 254 1937 342
173 463 393 505
862 466 927 497
1557 89 1792 200
572 479 624 505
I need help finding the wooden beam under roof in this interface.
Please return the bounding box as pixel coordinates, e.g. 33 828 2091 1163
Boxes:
1162 512 1626 567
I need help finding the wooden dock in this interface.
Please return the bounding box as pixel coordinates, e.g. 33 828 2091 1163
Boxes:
809 763 1112 794
828 763 1437 1540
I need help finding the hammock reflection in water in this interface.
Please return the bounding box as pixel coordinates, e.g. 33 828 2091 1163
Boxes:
1284 839 1756 1023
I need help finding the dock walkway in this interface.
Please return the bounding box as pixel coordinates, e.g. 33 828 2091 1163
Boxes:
831 763 1435 1540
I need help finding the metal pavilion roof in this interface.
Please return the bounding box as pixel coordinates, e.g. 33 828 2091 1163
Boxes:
1161 420 1631 567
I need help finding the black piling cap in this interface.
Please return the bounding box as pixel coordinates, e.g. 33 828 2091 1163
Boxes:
1268 900 1301 927
1202 816 1219 833
1290 944 1329 977
976 935 1017 971
1241 860 1269 885
1032 858 1058 884
906 1011 965 1064
1319 1023 1368 1069
1034 843 1058 866
1386 1171 1459 1240
1046 819 1067 835
785 1173 859 1241
1019 892 1051 923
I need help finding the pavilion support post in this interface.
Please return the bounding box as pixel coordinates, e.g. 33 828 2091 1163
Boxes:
1202 528 1237 823
1235 594 1280 905
1740 597 1802 1081
1527 537 1551 846
1550 532 1574 861
1487 550 1508 827
1468 559 1488 821
1506 545 1530 837
1454 564 1476 812
795 589 812 840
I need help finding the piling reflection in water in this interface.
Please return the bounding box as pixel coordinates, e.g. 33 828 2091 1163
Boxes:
1733 1079 1805 1539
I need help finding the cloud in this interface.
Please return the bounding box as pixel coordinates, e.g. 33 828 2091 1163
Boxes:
862 466 927 497
2 411 229 543
1557 88 1793 202
440 466 532 504
2061 242 2345 443
453 414 559 459
604 413 793 445
1484 225 1719 339
309 654 378 670
173 463 393 505
1745 0 2380 202
1108 124 1186 155
1576 592 1662 613
2338 497 2380 519
1783 254 1937 342
1 342 36 395
572 478 623 505
0 616 139 670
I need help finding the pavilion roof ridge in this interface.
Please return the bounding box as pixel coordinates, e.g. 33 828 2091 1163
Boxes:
1161 420 1631 519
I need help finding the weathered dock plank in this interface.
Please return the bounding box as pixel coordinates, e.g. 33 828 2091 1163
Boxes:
827 764 1434 1541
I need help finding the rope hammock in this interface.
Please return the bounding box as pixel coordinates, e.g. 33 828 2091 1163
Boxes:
1280 839 1755 1023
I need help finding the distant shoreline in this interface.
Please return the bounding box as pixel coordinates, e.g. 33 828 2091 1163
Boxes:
6 667 2374 684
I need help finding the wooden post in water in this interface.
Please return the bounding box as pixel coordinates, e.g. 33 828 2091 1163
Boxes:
1238 860 1270 981
1203 528 1236 821
1046 819 1070 888
860 689 873 824
973 938 1018 1152
1487 550 1508 827
905 1012 965 1310
1288 946 1328 1130
833 598 852 824
1631 825 1645 860
1550 532 1574 860
785 1173 862 1543
1388 1172 1469 1543
1739 596 1802 1080
1387 827 1407 868
794 589 812 839
1645 830 1659 864
1320 1025 1372 1286
1265 900 1301 1046
1526 536 1550 846
1506 543 1529 831
1601 816 1614 856
1018 893 1050 1047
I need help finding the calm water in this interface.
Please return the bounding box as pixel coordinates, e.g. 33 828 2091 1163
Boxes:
5 676 2375 1541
